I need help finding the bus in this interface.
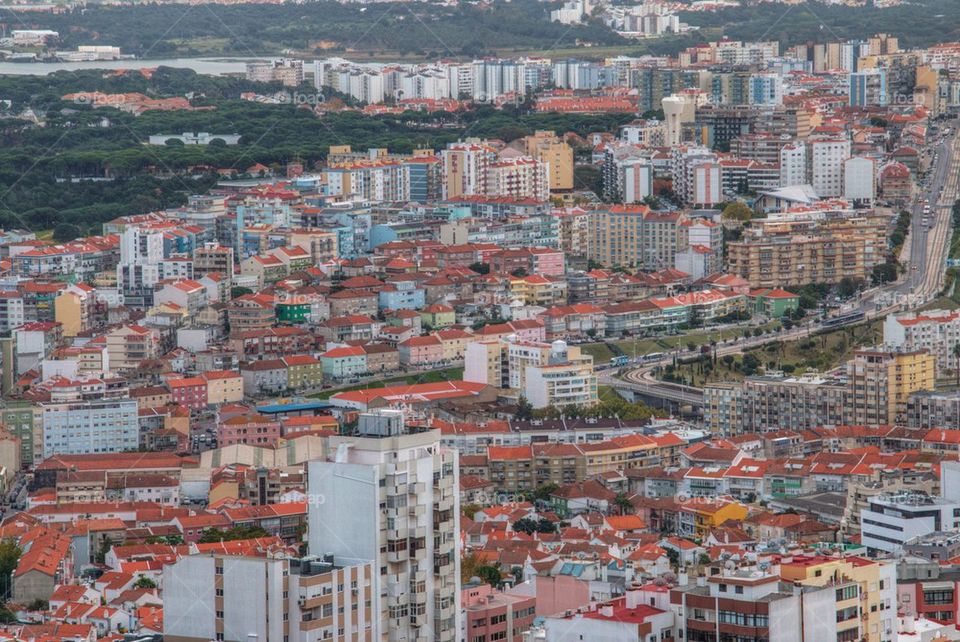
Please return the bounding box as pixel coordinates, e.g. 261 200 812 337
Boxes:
610 355 630 367
641 352 666 363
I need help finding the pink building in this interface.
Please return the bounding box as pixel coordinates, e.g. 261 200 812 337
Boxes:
398 335 445 366
530 247 565 276
218 414 283 447
166 376 208 411
462 582 536 642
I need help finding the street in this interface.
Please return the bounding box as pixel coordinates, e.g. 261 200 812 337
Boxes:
607 119 960 410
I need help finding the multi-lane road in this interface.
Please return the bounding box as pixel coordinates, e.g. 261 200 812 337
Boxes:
606 121 960 412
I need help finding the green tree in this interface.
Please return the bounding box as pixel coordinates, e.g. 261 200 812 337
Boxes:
538 518 558 533
614 493 633 515
198 525 269 543
953 343 960 391
722 201 752 222
476 564 503 587
230 286 254 299
0 539 21 600
531 483 559 502
512 517 539 535
52 222 83 242
133 576 157 589
515 396 534 421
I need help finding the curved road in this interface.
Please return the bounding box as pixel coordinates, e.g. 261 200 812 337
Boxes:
606 120 960 409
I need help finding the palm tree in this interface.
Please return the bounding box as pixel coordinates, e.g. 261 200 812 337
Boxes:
613 493 634 515
954 343 960 390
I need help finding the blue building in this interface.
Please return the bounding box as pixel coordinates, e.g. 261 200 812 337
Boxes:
849 69 888 107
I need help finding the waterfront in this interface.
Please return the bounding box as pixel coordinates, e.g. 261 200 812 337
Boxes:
0 56 263 76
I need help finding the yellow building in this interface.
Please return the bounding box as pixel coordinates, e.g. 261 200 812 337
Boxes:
508 275 567 307
434 328 476 362
522 130 574 192
420 303 456 329
679 498 748 539
780 555 896 642
845 349 935 426
201 370 245 405
54 283 97 337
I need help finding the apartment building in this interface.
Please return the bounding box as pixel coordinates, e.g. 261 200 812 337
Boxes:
705 349 934 433
884 309 960 374
586 206 686 270
810 137 851 198
41 398 138 457
780 556 897 642
163 553 381 642
464 338 597 409
485 158 549 202
670 568 840 642
245 58 304 87
520 130 573 191
726 210 887 288
846 349 935 426
850 69 888 107
104 324 160 373
440 142 495 199
704 372 847 434
306 411 460 642
193 243 235 277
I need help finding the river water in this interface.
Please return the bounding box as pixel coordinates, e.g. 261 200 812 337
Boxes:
0 57 264 76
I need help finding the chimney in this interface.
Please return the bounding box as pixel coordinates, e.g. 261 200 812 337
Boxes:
903 615 915 634
599 604 614 618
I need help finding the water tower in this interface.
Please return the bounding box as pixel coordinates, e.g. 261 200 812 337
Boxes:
662 94 686 147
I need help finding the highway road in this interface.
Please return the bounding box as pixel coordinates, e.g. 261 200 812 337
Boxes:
606 119 960 411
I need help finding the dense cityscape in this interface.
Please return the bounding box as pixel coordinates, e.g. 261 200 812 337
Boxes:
0 1 959 642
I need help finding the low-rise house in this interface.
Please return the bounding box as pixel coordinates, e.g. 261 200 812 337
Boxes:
240 359 289 396
282 354 323 390
398 335 445 367
320 345 367 380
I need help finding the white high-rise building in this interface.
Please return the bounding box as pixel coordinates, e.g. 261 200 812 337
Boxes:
662 95 686 147
843 156 877 205
307 410 460 642
810 138 851 198
445 63 474 99
117 225 165 308
349 70 385 104
485 157 550 201
164 554 381 642
620 158 654 203
472 59 526 102
779 142 807 187
440 141 495 199
691 161 723 207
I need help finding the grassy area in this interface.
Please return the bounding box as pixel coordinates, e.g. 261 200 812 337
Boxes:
660 320 883 387
309 367 464 400
921 295 960 311
168 37 235 53
580 321 782 365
